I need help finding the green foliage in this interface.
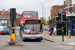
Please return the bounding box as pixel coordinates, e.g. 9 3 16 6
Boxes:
49 19 52 24
40 17 45 25
47 20 49 25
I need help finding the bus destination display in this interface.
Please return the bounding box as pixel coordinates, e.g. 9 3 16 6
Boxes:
26 20 40 23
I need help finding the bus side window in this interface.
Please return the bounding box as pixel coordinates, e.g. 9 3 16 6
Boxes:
21 24 24 31
40 24 43 32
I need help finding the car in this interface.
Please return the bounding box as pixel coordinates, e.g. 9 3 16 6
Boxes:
0 30 2 35
2 28 9 35
0 26 3 35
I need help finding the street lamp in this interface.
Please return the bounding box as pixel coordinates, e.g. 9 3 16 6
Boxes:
41 3 44 31
44 8 46 30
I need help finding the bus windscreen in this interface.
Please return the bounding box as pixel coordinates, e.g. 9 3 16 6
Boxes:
24 12 37 18
24 24 42 33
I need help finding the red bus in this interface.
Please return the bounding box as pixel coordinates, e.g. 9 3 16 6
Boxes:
20 11 43 42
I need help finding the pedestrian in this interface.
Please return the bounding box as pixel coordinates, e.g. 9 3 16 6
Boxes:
53 26 57 36
52 26 54 34
68 27 71 38
49 27 50 35
49 26 52 36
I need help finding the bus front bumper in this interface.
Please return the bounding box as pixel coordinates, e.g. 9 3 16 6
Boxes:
23 37 43 40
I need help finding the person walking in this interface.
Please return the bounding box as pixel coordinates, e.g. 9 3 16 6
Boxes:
52 26 54 34
53 26 57 36
68 27 71 38
49 27 50 35
49 26 52 36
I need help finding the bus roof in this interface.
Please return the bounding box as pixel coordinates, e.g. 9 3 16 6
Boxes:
22 11 38 13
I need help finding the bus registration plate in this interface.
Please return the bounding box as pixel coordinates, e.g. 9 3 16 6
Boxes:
30 38 35 39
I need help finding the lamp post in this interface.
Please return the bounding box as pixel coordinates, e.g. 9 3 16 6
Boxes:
70 0 72 14
44 8 46 30
42 3 44 31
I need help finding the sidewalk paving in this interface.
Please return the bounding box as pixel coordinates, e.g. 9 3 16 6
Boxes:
43 31 75 46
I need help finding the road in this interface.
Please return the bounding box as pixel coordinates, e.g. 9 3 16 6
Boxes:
0 30 74 50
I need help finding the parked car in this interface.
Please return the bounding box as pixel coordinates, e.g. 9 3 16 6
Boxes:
0 26 3 35
2 28 9 35
0 30 2 35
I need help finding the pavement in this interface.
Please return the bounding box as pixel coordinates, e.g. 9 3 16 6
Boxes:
43 31 75 46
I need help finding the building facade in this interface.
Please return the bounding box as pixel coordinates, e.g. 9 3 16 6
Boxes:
51 4 75 19
0 11 21 26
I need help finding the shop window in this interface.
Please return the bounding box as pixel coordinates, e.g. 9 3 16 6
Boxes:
72 18 75 22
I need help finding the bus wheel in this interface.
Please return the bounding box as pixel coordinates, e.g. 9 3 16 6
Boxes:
22 40 25 42
38 40 41 42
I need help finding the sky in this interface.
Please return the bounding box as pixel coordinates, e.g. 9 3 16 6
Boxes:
0 0 75 20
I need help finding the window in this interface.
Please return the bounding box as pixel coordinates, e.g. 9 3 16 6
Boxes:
24 24 42 33
21 15 22 18
0 20 2 24
5 20 7 23
72 18 75 22
2 20 4 23
4 20 5 23
55 10 57 13
61 7 63 9
56 15 57 16
24 12 37 18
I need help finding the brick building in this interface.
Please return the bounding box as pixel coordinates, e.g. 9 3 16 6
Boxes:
51 4 75 19
0 11 21 26
15 18 21 26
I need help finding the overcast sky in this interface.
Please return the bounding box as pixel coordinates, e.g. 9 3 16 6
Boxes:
0 0 75 20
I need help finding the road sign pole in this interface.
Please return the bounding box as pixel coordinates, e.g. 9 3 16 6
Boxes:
62 24 64 42
61 11 64 42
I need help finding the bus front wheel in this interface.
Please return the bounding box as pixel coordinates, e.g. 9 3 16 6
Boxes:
38 40 41 42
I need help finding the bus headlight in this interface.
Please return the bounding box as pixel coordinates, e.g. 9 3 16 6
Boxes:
40 34 43 36
23 34 25 37
23 34 27 37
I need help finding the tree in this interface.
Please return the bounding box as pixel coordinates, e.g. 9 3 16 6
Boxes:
40 17 45 25
47 20 49 25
